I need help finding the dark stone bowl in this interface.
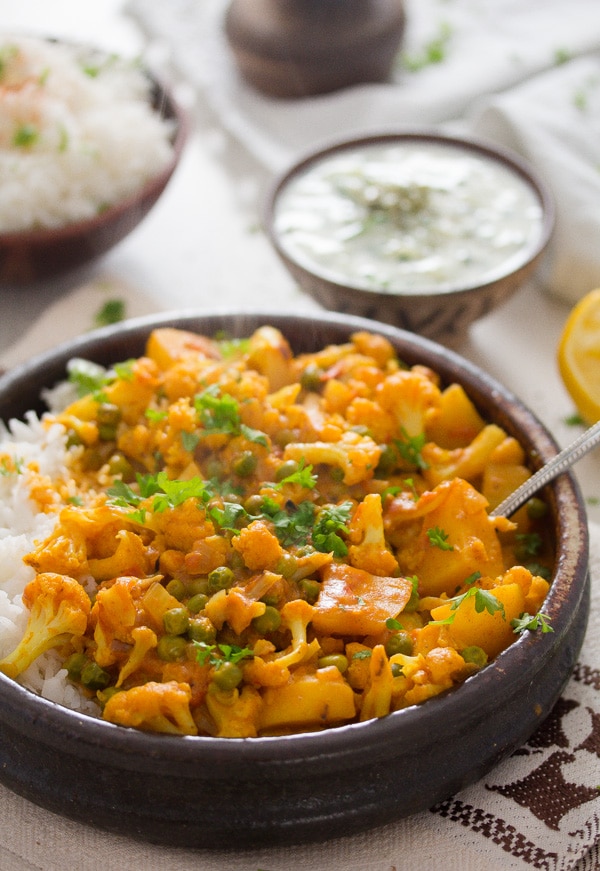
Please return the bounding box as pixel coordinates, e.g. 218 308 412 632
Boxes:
263 132 555 347
0 310 588 849
0 44 187 286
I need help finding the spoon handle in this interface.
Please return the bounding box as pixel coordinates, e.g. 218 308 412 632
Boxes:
490 419 600 518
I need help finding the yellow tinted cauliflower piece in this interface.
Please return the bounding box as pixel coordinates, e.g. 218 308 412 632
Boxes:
0 572 90 679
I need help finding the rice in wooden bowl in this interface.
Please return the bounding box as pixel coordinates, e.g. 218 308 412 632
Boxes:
0 35 186 284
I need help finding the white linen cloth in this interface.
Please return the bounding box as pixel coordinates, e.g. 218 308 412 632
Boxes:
128 0 600 305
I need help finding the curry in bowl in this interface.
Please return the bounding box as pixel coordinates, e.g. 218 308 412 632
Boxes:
0 323 554 738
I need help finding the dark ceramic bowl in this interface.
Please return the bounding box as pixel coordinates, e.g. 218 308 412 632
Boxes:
0 45 187 286
264 132 555 345
0 310 588 849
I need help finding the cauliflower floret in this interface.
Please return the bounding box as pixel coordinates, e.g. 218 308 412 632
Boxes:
272 599 320 668
205 684 263 738
102 680 198 735
347 493 399 576
360 644 393 721
376 369 441 439
231 519 284 572
205 587 266 635
284 430 381 486
0 572 91 679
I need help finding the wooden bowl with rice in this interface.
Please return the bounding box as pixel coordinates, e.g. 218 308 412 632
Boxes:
0 310 589 848
0 36 187 285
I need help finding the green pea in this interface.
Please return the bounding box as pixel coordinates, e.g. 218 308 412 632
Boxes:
211 661 243 691
96 402 121 427
80 661 111 690
64 651 87 681
526 497 548 520
157 634 188 661
461 646 488 668
385 631 413 657
166 578 186 601
275 459 299 482
233 450 257 477
98 424 118 442
251 605 282 635
187 592 209 614
163 607 190 635
187 578 210 596
187 616 217 644
107 453 134 481
299 578 321 604
96 686 122 707
81 443 112 471
208 566 234 592
204 457 225 479
275 552 298 579
300 363 324 392
66 429 83 448
273 428 295 447
244 494 264 516
329 466 345 482
318 654 348 673
375 444 398 477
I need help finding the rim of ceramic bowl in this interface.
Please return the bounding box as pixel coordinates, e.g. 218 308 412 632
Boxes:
0 39 188 247
263 128 556 299
0 309 588 777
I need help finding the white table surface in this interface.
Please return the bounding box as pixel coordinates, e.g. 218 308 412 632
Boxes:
0 8 599 871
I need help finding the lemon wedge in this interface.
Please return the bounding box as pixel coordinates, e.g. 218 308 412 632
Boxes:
558 288 600 424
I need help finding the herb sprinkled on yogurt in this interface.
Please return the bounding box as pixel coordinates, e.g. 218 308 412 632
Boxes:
274 141 545 295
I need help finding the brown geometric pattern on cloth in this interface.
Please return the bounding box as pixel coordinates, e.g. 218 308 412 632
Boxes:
430 663 600 870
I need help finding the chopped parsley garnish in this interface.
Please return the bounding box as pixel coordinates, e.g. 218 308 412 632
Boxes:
94 299 126 327
385 617 403 631
13 123 39 148
426 526 454 551
312 501 353 556
515 532 543 557
194 641 254 668
274 459 317 490
113 359 135 381
67 358 110 397
511 612 554 635
181 431 200 452
431 585 505 626
194 385 240 436
262 499 316 547
401 21 453 72
208 501 247 533
394 429 428 470
193 385 267 445
145 408 168 423
107 471 212 522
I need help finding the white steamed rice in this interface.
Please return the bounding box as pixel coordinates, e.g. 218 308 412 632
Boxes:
0 35 176 232
0 412 98 713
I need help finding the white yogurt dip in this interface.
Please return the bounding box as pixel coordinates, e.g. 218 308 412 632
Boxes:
273 140 545 294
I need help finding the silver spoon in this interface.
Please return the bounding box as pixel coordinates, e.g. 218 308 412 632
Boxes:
490 419 600 518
